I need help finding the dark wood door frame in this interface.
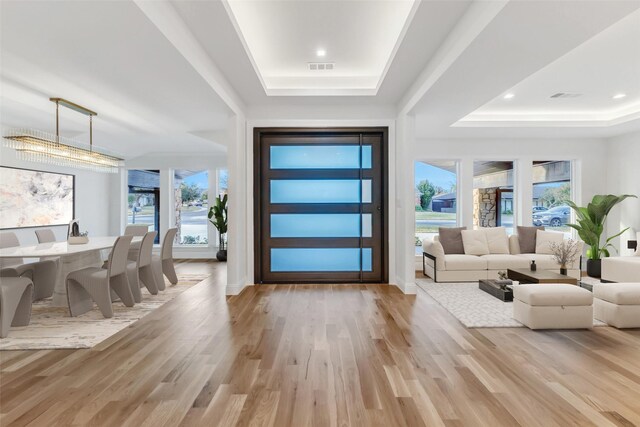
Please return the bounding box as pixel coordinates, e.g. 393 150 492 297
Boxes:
253 127 389 284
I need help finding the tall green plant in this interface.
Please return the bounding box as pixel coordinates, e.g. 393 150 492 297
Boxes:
208 194 228 250
567 194 636 260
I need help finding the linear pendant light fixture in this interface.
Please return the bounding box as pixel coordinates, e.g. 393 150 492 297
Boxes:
3 98 123 173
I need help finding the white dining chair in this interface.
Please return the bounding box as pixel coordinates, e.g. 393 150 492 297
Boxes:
66 235 135 318
35 229 56 243
151 228 178 290
0 232 58 301
109 231 158 303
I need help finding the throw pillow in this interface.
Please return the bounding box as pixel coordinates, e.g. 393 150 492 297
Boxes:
535 230 565 255
517 226 545 254
484 227 510 254
461 229 490 256
439 227 467 254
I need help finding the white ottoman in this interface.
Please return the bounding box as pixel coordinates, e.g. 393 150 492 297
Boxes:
593 283 640 328
513 284 593 330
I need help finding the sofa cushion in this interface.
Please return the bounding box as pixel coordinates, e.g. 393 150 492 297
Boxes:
485 227 510 254
444 254 488 271
593 283 640 305
516 253 562 270
461 230 490 255
439 227 466 255
514 284 593 306
517 226 544 254
480 254 530 270
535 230 565 255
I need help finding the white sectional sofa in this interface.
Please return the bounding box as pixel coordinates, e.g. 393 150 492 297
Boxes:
422 227 582 282
601 232 640 283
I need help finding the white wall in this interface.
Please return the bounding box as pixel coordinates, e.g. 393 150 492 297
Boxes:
0 145 114 245
605 131 640 256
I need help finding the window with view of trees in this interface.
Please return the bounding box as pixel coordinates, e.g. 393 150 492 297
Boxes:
174 170 209 245
415 161 458 255
532 161 572 238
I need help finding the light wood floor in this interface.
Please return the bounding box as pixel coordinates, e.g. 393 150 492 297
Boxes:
1 261 639 426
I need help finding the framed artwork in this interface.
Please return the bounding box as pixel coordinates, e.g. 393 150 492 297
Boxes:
0 166 75 229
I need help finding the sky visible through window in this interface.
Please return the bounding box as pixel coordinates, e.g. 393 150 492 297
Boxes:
415 162 456 190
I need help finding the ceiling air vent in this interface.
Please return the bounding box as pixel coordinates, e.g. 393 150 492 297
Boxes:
550 92 582 99
308 62 335 71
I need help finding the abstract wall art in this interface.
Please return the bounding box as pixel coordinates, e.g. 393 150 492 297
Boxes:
0 166 74 229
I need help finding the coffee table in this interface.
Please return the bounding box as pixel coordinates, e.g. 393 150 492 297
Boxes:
507 268 578 285
479 279 513 302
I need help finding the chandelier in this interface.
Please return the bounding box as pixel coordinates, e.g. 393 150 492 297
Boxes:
3 98 123 173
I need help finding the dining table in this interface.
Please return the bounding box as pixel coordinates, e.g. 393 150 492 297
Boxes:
0 236 142 307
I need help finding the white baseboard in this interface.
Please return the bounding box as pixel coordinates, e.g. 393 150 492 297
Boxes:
392 279 417 295
226 283 251 295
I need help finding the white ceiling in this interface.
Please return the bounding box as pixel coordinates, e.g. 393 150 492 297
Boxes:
224 0 417 96
0 0 231 159
458 8 640 127
1 0 640 160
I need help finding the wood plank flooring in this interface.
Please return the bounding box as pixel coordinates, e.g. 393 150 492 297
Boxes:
1 260 639 426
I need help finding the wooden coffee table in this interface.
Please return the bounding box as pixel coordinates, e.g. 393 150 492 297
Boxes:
507 268 578 285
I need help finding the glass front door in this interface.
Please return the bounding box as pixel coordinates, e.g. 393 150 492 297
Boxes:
254 129 387 283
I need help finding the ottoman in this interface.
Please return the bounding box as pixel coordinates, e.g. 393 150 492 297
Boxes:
513 284 593 330
593 283 640 328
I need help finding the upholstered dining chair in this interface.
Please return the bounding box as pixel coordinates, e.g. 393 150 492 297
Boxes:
66 235 135 318
35 229 56 243
0 232 57 301
0 276 33 338
151 228 178 290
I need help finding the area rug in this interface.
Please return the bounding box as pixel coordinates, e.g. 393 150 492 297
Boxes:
0 273 209 350
416 278 606 328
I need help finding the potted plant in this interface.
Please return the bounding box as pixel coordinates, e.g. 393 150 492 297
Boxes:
208 194 228 262
567 194 636 277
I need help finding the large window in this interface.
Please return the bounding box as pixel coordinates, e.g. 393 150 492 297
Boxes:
415 161 458 255
174 170 209 245
532 161 572 238
473 161 515 235
128 170 160 243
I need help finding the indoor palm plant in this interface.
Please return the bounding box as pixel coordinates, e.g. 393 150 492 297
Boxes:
567 194 636 277
208 194 228 262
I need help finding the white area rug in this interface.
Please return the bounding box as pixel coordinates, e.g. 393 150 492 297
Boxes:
0 273 208 350
417 277 605 328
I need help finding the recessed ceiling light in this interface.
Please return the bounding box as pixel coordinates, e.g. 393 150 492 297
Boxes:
316 49 326 57
503 93 515 100
613 93 626 99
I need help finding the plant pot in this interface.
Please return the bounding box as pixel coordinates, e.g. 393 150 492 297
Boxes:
586 259 601 278
560 266 568 275
216 249 227 262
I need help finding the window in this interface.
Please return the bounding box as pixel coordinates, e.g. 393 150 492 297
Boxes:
127 170 160 243
218 169 228 196
473 161 515 235
532 161 572 238
173 170 209 245
415 161 458 255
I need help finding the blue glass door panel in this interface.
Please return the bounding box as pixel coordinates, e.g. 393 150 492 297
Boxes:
271 145 372 169
271 180 362 204
271 214 363 238
271 248 372 272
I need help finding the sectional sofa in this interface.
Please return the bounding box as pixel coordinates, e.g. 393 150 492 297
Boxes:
601 232 640 282
422 226 582 282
